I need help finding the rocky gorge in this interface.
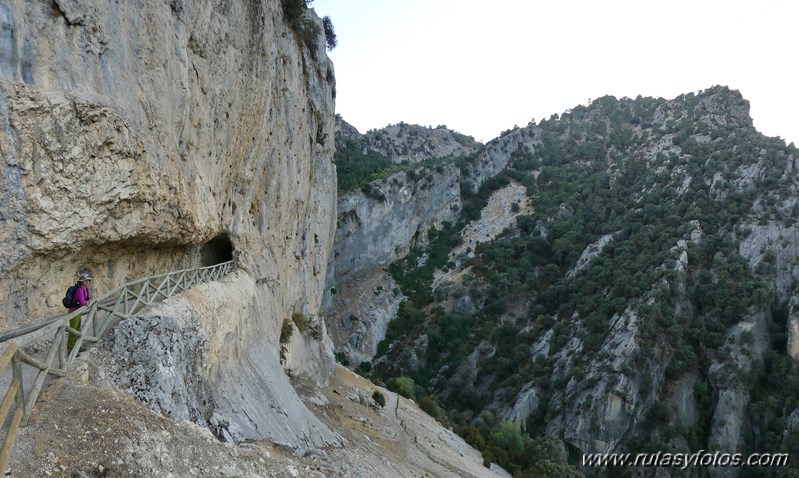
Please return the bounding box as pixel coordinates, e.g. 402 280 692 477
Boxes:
324 89 799 477
0 1 504 477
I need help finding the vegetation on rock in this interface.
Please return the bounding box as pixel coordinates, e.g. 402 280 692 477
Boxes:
281 0 336 59
372 390 386 408
358 86 799 476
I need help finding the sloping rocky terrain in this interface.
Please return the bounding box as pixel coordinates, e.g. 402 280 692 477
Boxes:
11 348 509 478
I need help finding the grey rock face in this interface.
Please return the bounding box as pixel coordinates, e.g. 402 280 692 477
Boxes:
566 233 615 278
326 121 539 363
112 315 210 424
472 126 540 188
0 0 344 455
325 163 461 362
0 0 337 350
336 116 482 164
325 269 404 364
110 271 344 451
739 220 799 298
334 115 362 143
209 413 244 444
333 165 461 284
789 296 799 362
542 307 649 455
506 385 539 424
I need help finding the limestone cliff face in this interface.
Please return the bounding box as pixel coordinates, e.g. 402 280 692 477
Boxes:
789 296 799 361
472 125 540 188
325 120 543 363
325 165 459 363
0 0 337 362
325 268 404 365
333 166 461 284
0 0 339 450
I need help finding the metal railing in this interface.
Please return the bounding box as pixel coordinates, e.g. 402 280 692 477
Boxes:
0 260 235 472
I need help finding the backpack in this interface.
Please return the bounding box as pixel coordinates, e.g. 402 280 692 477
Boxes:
62 284 80 309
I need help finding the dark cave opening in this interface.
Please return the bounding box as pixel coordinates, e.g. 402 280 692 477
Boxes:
200 233 234 267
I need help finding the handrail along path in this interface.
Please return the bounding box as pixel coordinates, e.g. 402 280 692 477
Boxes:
0 260 235 472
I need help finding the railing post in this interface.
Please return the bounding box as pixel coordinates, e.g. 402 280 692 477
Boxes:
0 355 26 471
26 324 65 421
92 302 100 338
12 354 25 424
58 325 67 370
85 304 97 340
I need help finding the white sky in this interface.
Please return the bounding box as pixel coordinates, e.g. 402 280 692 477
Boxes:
311 0 798 146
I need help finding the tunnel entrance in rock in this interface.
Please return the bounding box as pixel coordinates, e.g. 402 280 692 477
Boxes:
200 233 234 266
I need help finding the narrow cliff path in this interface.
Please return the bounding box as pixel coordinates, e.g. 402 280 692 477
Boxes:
3 264 508 476
0 262 235 473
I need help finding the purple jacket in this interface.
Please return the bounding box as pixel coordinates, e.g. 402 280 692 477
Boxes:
68 285 91 312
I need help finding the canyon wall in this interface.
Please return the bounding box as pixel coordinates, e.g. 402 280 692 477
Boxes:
0 0 337 362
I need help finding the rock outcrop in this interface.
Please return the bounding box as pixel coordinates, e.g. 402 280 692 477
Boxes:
325 119 540 363
336 116 481 164
333 165 461 284
109 271 341 450
789 296 799 361
325 165 459 363
472 126 540 187
325 268 404 365
0 0 337 340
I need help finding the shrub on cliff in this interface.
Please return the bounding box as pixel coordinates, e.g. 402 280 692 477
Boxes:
372 390 386 408
281 0 310 28
322 16 337 50
280 319 294 344
387 376 415 399
281 0 321 58
291 312 307 333
279 319 294 364
418 395 448 427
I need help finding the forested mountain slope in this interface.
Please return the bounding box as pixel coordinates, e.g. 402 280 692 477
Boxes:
337 86 799 477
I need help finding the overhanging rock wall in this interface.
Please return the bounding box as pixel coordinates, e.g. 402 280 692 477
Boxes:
0 0 337 347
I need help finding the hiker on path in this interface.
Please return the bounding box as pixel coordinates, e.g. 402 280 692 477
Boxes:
67 272 92 353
